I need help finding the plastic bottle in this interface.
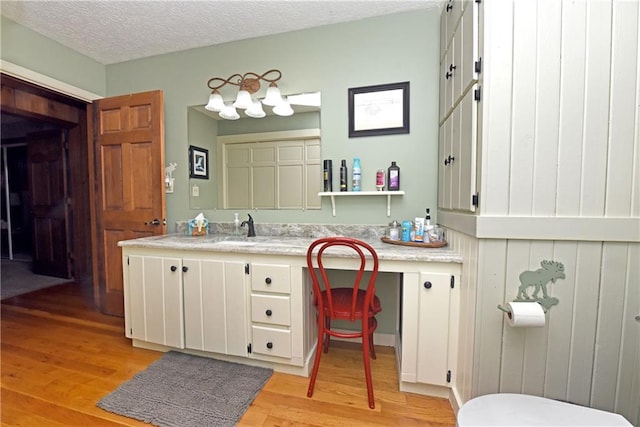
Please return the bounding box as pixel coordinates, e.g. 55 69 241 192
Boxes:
234 213 241 236
388 161 400 191
376 169 385 191
323 160 333 192
339 160 348 192
352 157 362 191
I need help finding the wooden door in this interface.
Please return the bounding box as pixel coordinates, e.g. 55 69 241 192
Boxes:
27 129 71 278
93 91 166 316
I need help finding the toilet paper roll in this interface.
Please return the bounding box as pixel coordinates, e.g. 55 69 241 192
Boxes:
506 301 546 327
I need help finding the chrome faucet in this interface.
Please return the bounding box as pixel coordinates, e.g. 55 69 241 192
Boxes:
240 213 256 237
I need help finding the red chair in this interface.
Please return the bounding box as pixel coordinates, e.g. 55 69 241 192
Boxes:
305 237 382 409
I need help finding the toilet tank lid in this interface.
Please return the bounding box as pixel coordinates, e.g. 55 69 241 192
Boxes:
457 393 632 426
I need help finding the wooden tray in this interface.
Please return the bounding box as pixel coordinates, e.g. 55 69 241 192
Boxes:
380 236 447 248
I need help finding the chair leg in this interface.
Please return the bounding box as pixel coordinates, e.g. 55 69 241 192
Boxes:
369 330 376 360
307 317 325 398
362 329 375 409
323 317 331 353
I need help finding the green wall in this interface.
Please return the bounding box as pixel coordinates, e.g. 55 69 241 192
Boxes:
105 9 441 228
1 16 106 96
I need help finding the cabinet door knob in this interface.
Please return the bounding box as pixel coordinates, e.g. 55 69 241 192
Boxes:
424 281 432 289
449 64 457 72
182 266 188 272
266 342 273 349
446 3 453 11
265 277 272 285
170 265 177 272
445 71 453 80
266 309 272 316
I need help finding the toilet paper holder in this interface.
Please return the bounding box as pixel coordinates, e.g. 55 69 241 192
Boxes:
497 260 565 314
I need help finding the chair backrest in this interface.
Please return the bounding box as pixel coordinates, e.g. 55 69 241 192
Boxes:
306 237 379 322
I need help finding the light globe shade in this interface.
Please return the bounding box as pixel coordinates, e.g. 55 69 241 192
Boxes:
262 84 284 106
272 99 294 117
245 101 266 118
205 91 225 112
219 104 240 120
233 90 253 109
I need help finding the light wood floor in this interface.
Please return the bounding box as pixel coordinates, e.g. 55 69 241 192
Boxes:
1 283 456 426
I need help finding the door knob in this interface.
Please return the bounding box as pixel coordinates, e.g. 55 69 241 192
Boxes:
424 281 432 289
145 218 161 226
266 309 272 316
170 265 177 272
266 342 273 349
182 266 188 272
265 277 272 285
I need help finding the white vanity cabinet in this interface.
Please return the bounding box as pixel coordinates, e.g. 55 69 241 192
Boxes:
399 269 460 396
125 254 186 348
122 246 314 373
248 260 314 367
182 257 248 357
124 252 249 356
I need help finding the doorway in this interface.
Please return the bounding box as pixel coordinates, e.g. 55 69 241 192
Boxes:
1 74 93 299
1 114 72 293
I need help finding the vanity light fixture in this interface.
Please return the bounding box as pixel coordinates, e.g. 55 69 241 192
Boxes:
205 69 291 120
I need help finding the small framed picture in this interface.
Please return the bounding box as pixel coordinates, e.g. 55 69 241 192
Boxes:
348 81 410 138
188 145 209 179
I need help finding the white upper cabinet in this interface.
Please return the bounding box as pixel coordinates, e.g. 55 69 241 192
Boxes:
438 0 480 213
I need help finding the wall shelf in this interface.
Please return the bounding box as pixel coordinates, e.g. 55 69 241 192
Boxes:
318 191 405 217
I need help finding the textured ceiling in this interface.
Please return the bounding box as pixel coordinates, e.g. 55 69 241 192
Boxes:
1 0 441 65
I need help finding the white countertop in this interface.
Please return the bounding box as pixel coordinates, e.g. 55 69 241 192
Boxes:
118 233 463 264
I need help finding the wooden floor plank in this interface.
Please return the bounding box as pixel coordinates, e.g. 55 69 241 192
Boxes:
1 283 456 426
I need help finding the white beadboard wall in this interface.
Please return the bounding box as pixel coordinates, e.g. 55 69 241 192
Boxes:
442 1 640 425
480 0 639 221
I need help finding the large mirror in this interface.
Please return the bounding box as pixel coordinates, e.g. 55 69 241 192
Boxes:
187 92 321 210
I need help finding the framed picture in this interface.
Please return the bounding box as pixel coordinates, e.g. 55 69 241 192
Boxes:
348 81 410 138
188 145 209 179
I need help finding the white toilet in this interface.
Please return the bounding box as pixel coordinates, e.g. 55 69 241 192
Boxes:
457 393 632 426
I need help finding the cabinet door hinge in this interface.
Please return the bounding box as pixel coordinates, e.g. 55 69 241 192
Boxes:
130 328 133 335
474 86 482 102
472 192 480 207
447 370 452 383
245 263 250 275
450 275 455 289
127 256 130 265
475 57 482 74
247 343 252 354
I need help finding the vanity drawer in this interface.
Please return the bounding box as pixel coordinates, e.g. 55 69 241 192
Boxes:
251 294 291 326
251 264 291 294
251 325 291 359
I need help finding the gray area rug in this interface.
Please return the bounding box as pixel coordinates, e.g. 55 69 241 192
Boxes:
1 259 70 300
97 351 273 427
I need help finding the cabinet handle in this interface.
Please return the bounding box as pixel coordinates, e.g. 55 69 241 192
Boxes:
449 64 457 72
444 155 455 166
265 277 272 285
445 71 453 80
266 342 273 349
182 266 188 273
266 309 272 316
424 281 432 289
170 265 177 272
446 3 453 12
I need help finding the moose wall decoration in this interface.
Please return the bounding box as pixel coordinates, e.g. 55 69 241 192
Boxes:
499 260 566 313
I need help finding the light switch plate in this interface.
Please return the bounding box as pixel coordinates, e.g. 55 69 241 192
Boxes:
192 184 199 197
